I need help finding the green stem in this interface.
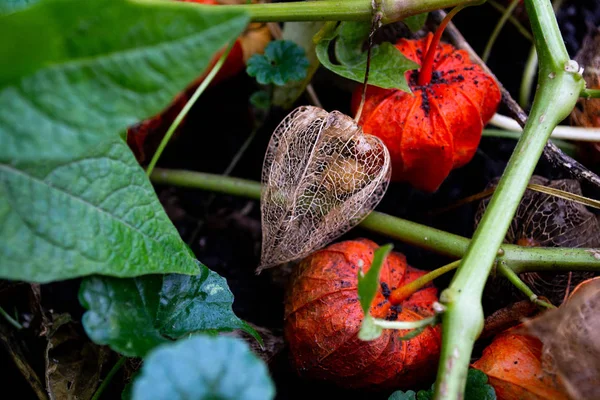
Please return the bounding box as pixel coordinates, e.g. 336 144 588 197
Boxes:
0 306 22 330
582 88 600 99
497 261 555 309
91 357 126 400
373 315 438 330
519 46 538 107
433 0 584 397
145 43 233 177
390 260 461 304
482 0 520 62
216 0 480 24
487 0 533 42
150 168 600 271
482 129 577 156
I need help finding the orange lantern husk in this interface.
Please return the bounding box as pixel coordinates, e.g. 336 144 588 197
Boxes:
284 238 441 389
352 33 501 192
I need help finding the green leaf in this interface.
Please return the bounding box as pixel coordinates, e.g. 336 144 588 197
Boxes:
1 138 202 282
0 0 249 282
357 244 392 341
357 243 393 314
246 40 309 85
464 369 496 400
249 90 271 110
80 266 261 358
132 335 275 400
395 369 496 400
403 13 428 32
388 390 417 400
315 21 419 91
272 21 324 108
0 0 40 15
358 314 383 341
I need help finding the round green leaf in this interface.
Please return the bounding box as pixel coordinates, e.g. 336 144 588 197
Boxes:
80 267 261 358
132 335 275 400
246 40 309 85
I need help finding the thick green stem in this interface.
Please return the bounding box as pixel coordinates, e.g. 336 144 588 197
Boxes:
582 88 600 99
433 0 584 398
215 0 478 24
150 168 599 271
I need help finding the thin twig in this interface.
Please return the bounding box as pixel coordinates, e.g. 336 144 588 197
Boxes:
354 0 382 123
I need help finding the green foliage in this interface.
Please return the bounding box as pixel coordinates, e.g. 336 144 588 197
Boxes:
79 266 261 358
131 335 275 400
357 244 392 340
403 13 429 32
250 90 272 110
315 21 419 91
246 40 310 85
389 369 496 400
0 0 249 282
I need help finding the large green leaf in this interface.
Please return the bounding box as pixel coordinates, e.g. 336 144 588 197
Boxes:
0 0 249 282
132 335 275 400
79 266 261 358
315 21 418 91
1 138 202 281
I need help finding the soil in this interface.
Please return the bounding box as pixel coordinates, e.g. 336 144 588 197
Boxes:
1 1 599 399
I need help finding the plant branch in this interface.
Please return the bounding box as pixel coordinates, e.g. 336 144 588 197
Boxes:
582 88 600 99
214 0 481 24
433 0 584 397
435 11 600 190
150 168 600 271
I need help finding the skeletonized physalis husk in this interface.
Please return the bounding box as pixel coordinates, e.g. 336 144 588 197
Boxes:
259 106 391 271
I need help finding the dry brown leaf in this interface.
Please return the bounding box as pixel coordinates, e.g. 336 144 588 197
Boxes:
45 313 111 400
524 277 600 400
259 106 391 270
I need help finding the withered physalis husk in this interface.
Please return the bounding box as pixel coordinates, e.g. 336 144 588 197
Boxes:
259 106 391 271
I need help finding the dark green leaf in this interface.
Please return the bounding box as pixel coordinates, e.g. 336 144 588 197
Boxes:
357 243 393 314
132 335 275 400
80 266 261 358
403 13 428 32
246 40 309 85
250 90 271 110
315 21 419 91
0 0 249 282
404 369 496 400
464 369 496 400
388 390 417 400
272 21 324 108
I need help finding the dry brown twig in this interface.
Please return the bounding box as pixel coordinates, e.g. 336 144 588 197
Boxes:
432 10 600 190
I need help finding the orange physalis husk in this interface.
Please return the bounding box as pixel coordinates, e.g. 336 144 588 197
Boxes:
352 33 501 192
284 238 441 389
472 327 570 400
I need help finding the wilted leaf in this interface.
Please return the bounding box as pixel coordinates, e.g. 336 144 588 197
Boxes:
476 175 600 304
525 278 600 400
45 313 111 400
131 335 275 400
0 0 249 282
315 21 418 91
80 266 260 358
259 106 391 269
246 40 309 85
472 328 568 400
